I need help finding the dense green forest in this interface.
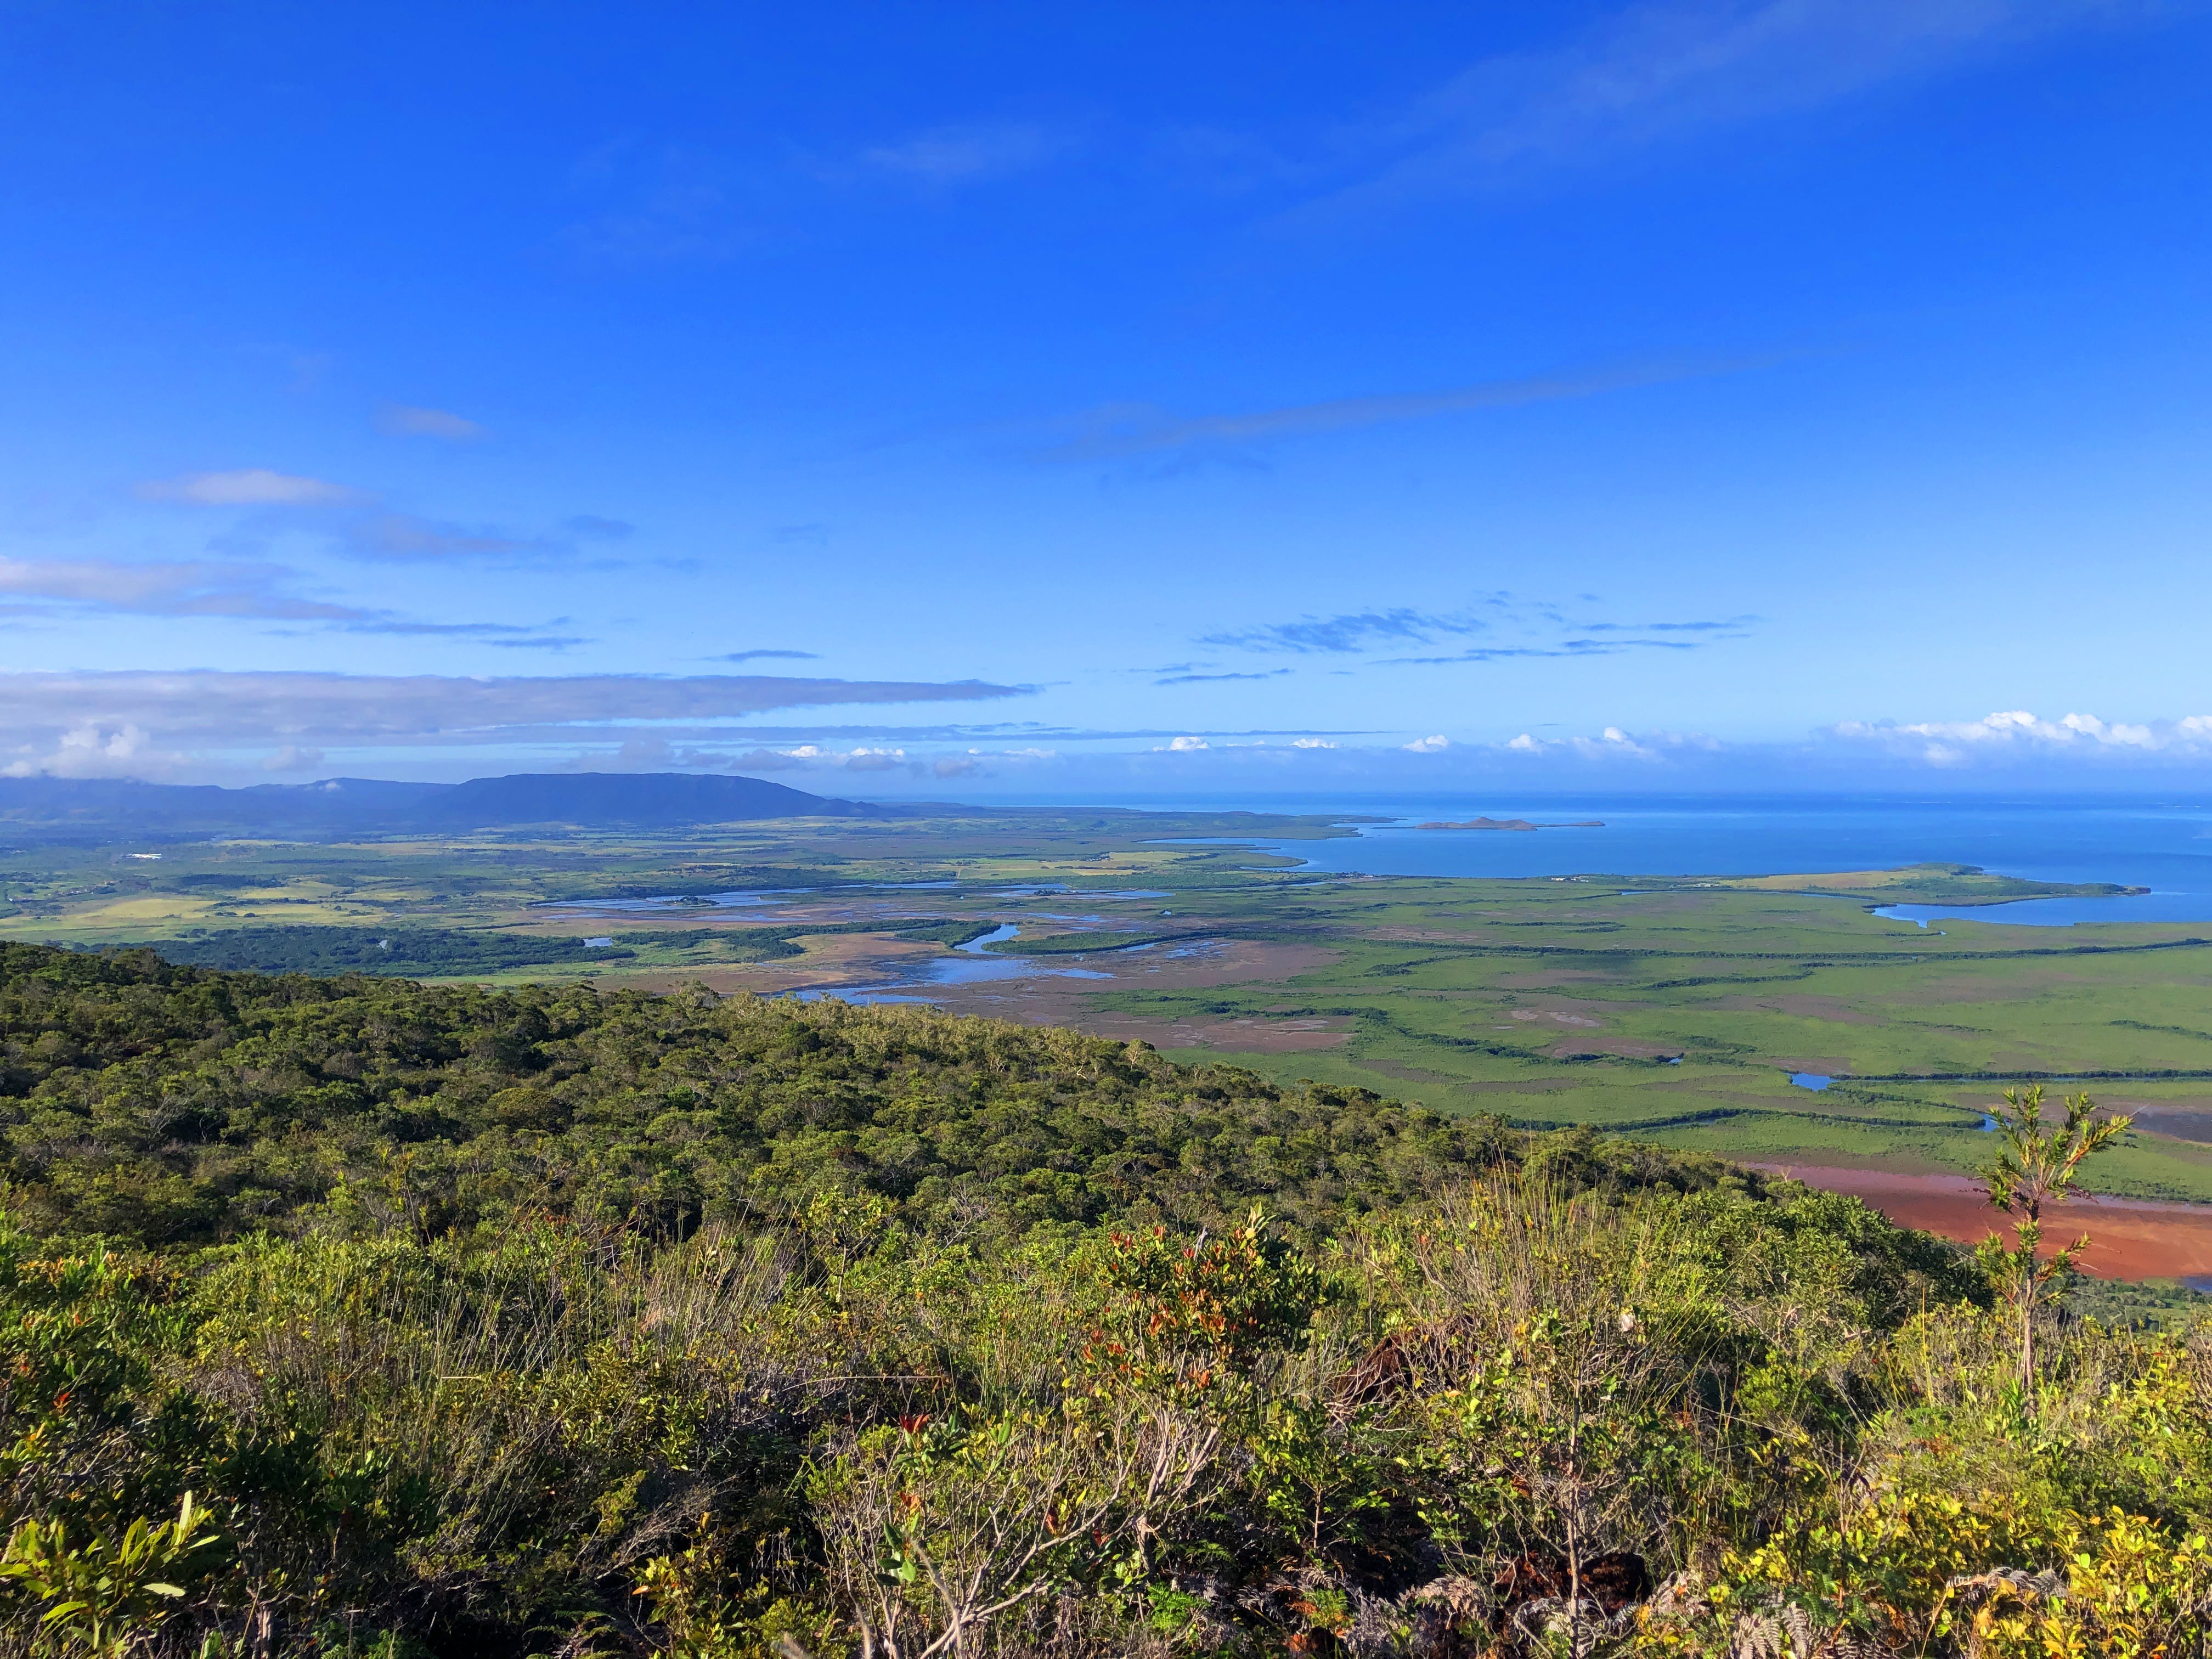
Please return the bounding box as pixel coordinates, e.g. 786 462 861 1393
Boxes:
149 926 634 978
0 943 2205 1656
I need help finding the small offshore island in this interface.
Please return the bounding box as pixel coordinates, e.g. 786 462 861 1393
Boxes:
1417 814 1606 831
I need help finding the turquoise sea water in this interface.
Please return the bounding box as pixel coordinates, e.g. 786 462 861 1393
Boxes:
1152 794 2212 927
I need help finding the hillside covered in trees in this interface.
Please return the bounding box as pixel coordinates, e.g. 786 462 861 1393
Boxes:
0 943 2205 1657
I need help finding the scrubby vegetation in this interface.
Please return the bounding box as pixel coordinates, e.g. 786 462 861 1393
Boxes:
0 942 2205 1656
150 926 633 978
608 920 1003 963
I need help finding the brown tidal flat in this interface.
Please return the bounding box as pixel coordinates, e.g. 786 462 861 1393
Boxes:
613 933 941 996
610 936 1342 1009
1545 1036 1683 1059
913 940 1342 1022
1760 1164 2212 1282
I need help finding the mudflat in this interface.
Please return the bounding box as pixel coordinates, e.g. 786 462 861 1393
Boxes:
1770 1164 2212 1282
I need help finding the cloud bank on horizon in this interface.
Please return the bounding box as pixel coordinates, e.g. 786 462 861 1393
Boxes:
1 2 2207 797
0 667 2203 794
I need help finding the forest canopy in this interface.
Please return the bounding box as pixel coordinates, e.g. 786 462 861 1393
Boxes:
0 941 2204 1658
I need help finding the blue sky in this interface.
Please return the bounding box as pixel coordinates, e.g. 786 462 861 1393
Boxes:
3 1 2210 794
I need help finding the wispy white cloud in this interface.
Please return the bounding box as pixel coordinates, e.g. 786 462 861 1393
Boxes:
1204 599 1756 662
673 738 1043 781
0 670 1029 781
0 554 373 622
1492 711 2212 772
859 122 1064 184
1043 358 1748 462
376 403 487 442
1499 724 1716 761
1389 639 1713 664
136 469 364 507
1 721 190 781
1203 607 1486 654
1576 616 1759 635
560 141 752 264
1155 668 1293 685
1307 0 2149 211
0 554 580 645
1830 709 2194 765
342 514 539 561
136 466 610 565
714 742 919 774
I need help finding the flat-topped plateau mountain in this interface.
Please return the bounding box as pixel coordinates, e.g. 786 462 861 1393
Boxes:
0 770 888 839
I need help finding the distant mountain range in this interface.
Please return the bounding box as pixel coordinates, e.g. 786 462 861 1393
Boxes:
0 772 891 840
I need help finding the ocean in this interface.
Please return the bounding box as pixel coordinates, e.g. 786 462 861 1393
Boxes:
1155 794 2212 926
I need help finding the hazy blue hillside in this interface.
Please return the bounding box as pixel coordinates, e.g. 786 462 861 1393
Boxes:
0 771 882 839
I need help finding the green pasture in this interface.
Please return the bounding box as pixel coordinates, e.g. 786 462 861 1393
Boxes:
1101 875 2212 1198
11 812 2212 1198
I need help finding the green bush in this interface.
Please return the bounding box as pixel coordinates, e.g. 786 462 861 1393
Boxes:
0 942 2203 1657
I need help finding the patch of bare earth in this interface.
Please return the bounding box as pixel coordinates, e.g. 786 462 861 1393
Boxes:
1546 1037 1683 1059
611 934 940 996
1755 1164 2212 1282
844 941 1343 1030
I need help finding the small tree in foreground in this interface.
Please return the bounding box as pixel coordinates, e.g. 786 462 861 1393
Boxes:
1979 1083 2132 1401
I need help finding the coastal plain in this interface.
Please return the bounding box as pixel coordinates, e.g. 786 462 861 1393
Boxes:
13 803 2212 1212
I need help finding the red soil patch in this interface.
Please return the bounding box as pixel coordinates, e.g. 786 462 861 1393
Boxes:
1760 1165 2212 1283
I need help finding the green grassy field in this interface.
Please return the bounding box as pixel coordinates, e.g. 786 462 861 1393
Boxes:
12 811 2212 1198
1082 877 2212 1198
